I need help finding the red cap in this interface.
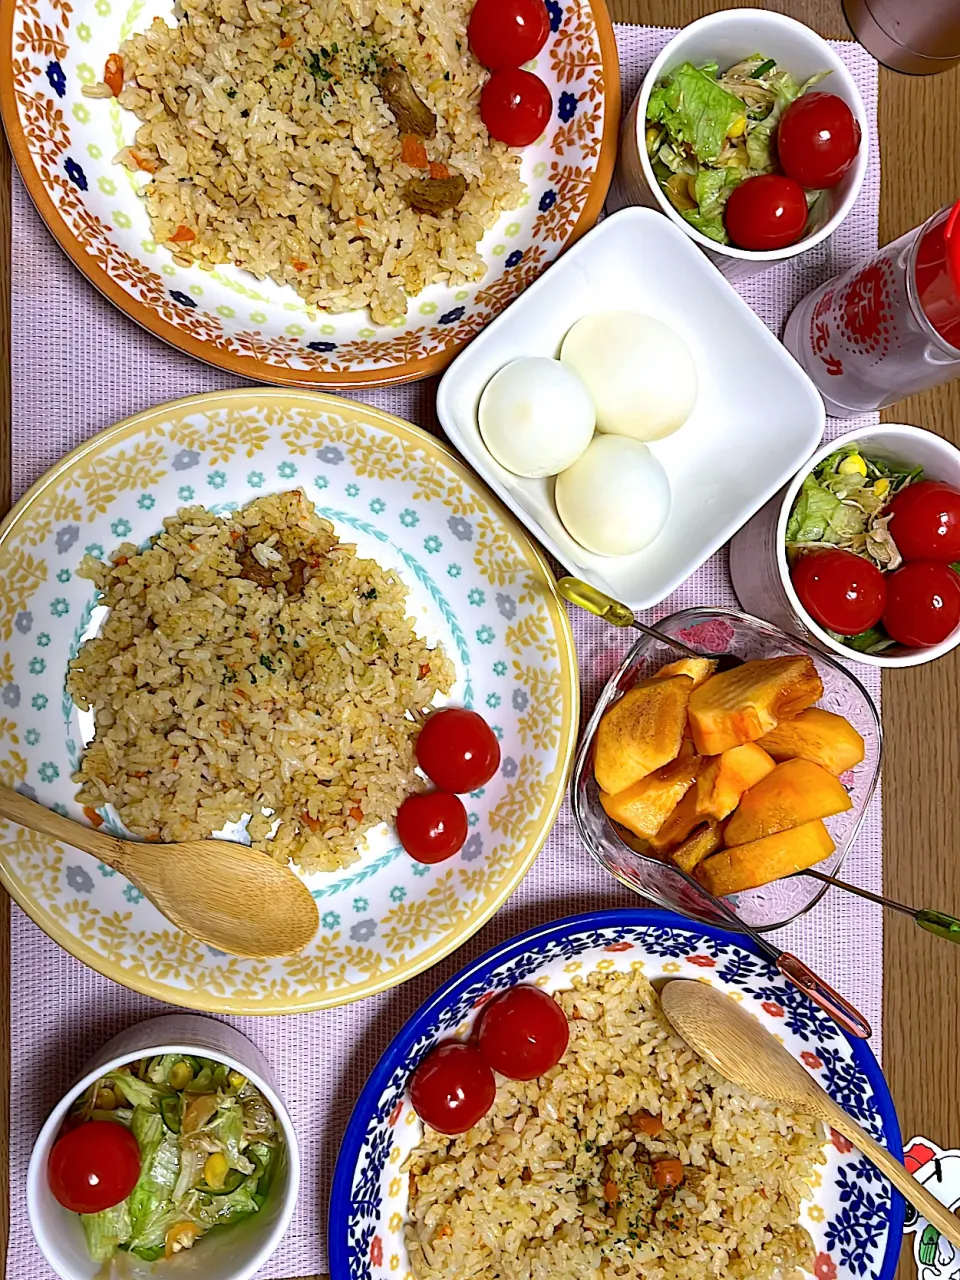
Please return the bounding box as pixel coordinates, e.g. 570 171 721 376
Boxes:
945 199 960 296
916 200 960 349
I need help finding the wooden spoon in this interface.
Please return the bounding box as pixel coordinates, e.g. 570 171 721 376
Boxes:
661 979 960 1250
0 785 319 958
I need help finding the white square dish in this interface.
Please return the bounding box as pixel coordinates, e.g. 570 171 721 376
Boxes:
436 207 826 610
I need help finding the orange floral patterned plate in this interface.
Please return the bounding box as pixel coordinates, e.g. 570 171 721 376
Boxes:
0 0 619 387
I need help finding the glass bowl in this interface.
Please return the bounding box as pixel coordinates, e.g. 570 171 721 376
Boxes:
570 607 882 932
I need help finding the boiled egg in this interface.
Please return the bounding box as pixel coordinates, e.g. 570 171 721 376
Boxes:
555 434 671 556
560 311 697 441
478 357 595 478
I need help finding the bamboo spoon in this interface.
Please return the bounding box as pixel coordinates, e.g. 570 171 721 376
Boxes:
661 979 960 1250
0 785 319 958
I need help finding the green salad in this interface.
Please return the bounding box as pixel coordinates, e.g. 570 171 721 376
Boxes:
645 55 829 243
786 447 923 653
67 1055 283 1265
786 447 921 568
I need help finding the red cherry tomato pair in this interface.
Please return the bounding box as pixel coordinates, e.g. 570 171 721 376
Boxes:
794 549 960 648
409 985 569 1134
724 94 861 252
882 480 960 644
49 1120 141 1214
468 0 552 146
397 709 500 864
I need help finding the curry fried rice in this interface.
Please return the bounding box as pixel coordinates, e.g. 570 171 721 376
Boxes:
404 968 825 1280
66 490 454 873
84 0 525 323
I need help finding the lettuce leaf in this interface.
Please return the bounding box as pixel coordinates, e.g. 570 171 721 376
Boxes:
146 1053 182 1085
827 625 895 654
130 1244 167 1262
786 474 865 544
213 1100 255 1174
656 141 696 175
745 70 831 171
126 1106 181 1251
127 1203 185 1256
80 1201 131 1262
646 62 746 163
194 1179 262 1229
106 1071 166 1110
680 167 744 243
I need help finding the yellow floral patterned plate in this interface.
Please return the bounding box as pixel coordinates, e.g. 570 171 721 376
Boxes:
0 0 619 387
0 390 579 1013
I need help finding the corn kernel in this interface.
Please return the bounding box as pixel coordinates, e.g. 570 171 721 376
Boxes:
227 1070 246 1088
873 478 890 497
165 1223 201 1259
203 1152 229 1189
727 116 747 138
838 454 867 476
168 1061 194 1090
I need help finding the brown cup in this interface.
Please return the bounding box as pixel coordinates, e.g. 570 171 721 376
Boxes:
843 0 960 74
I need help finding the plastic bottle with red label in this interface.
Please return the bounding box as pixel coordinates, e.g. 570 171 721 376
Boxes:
783 201 960 415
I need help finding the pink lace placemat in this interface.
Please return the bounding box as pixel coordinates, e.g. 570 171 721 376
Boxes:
7 26 881 1280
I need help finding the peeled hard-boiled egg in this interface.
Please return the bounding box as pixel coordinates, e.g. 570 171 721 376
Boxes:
478 357 595 478
560 311 697 441
555 434 671 556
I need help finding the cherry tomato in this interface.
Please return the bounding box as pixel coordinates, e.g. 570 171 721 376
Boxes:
408 1041 496 1134
396 791 468 863
724 175 808 251
887 480 960 563
416 707 501 792
48 1120 141 1214
791 548 886 635
477 985 569 1080
468 0 549 70
882 560 960 648
480 69 552 147
777 92 862 190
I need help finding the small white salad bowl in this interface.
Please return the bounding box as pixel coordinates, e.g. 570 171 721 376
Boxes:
27 1014 300 1280
609 8 869 279
730 423 960 669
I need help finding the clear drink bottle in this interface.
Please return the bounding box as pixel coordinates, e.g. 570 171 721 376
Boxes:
783 201 960 416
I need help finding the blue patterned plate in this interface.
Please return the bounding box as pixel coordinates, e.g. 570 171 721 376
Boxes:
330 909 903 1280
0 389 578 1012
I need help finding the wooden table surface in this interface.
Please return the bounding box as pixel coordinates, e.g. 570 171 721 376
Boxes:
0 0 958 1276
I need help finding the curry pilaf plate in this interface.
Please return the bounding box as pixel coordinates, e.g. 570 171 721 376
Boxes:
0 0 619 387
330 910 904 1280
0 389 578 1013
